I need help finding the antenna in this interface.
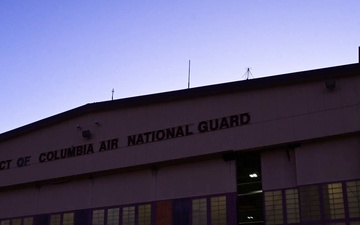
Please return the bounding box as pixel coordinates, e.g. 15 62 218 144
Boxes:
111 88 114 100
243 67 253 80
188 60 191 89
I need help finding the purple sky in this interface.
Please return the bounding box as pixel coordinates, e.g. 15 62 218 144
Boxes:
0 1 359 133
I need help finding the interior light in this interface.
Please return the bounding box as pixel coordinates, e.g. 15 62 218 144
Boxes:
249 173 258 178
247 216 254 220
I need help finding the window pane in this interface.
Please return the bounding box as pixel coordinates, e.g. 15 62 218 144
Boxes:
11 219 21 225
107 208 120 225
0 220 10 225
123 206 135 225
264 191 283 225
299 185 321 222
92 209 105 225
323 183 345 220
325 223 346 225
192 198 207 225
173 199 191 225
23 217 34 225
50 214 61 225
347 180 360 218
285 188 300 224
63 212 74 225
138 204 151 225
211 196 227 225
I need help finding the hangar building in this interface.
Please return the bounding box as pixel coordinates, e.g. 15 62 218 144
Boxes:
0 61 360 225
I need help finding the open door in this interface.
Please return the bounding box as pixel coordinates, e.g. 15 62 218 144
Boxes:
236 152 263 225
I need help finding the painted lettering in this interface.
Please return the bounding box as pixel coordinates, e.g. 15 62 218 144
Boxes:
0 159 12 170
16 156 31 167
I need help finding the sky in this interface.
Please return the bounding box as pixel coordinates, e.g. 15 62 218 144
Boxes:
0 1 359 134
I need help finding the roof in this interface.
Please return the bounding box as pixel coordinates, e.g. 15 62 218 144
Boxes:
1 63 359 142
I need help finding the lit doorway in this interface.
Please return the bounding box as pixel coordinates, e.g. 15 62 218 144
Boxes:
236 152 263 225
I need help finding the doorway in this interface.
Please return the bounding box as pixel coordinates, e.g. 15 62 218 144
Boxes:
236 152 263 225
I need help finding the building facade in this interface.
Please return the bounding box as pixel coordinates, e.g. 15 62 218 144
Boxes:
0 63 360 225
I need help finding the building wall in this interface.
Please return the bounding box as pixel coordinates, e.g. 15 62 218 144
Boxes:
262 135 360 191
1 74 360 187
261 135 360 225
0 158 236 219
295 135 360 186
1 69 360 224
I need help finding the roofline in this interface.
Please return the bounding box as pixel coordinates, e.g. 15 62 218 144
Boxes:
1 63 359 142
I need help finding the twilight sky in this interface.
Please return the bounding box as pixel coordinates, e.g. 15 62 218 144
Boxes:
0 1 359 133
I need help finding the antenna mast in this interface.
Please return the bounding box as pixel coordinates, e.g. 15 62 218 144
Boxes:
111 88 114 100
188 60 191 89
243 67 253 80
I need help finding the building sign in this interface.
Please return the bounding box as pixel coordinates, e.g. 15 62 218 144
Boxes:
38 138 119 163
0 113 250 171
127 113 250 146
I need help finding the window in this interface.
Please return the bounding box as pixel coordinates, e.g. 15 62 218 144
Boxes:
192 198 207 225
0 220 34 225
50 214 61 225
48 213 74 225
90 204 152 225
107 208 120 225
23 217 34 225
347 180 360 218
264 191 283 225
323 183 344 220
210 196 227 225
92 209 105 225
285 189 300 224
122 206 135 225
63 213 74 225
173 199 190 225
11 219 21 225
299 185 321 222
138 204 151 225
